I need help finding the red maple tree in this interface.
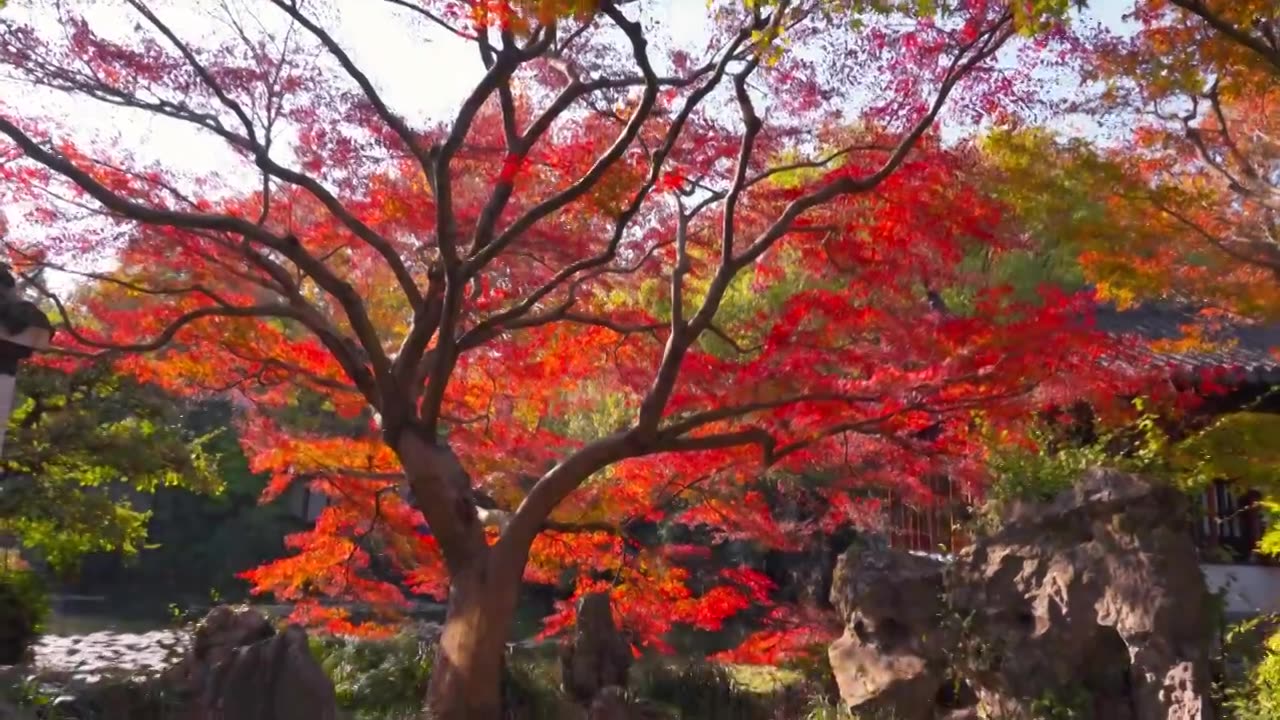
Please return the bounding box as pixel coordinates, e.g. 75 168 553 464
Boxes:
0 1 1113 716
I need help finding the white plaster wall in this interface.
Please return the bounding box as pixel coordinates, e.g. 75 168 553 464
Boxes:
0 372 16 458
1202 563 1280 616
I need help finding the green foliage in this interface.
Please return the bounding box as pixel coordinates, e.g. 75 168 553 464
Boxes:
312 631 433 720
980 391 1280 529
0 365 221 571
1009 0 1087 34
504 650 581 719
0 672 66 719
0 562 49 663
308 631 831 720
984 426 1107 511
631 659 827 719
981 391 1280 572
1175 412 1280 495
939 128 1105 314
801 695 856 720
1221 616 1280 719
1029 687 1093 720
1160 408 1280 561
978 400 1176 528
633 660 756 718
110 398 305 604
310 635 580 720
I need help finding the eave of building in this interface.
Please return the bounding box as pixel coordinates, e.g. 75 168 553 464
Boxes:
1092 302 1280 389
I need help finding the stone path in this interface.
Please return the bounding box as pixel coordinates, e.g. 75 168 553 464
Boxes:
31 631 188 684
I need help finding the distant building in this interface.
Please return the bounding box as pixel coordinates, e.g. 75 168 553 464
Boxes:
1093 303 1280 564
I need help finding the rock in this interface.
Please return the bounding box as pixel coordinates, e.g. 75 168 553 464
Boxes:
191 605 276 668
156 605 274 711
159 606 338 720
826 468 1217 720
949 468 1215 720
560 592 632 705
39 677 175 720
203 625 338 720
587 686 632 720
827 539 953 720
765 527 860 607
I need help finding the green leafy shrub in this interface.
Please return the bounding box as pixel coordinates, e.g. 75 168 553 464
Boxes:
1222 617 1280 719
1028 687 1093 720
0 668 63 719
309 631 836 720
311 631 432 720
0 562 48 664
2 367 222 574
978 400 1180 532
503 649 580 719
631 660 769 719
800 695 858 720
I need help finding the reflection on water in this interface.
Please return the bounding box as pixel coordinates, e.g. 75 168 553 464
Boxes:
44 612 171 636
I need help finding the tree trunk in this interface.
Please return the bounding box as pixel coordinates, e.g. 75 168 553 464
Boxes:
422 555 523 720
390 426 539 719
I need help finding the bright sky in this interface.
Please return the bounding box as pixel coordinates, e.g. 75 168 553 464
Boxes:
0 0 724 184
1 0 1137 184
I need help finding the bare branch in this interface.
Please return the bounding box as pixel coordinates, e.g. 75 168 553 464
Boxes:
735 13 1014 270
637 52 764 430
456 27 753 347
381 0 476 41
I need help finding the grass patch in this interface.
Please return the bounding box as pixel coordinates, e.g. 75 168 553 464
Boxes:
725 664 809 693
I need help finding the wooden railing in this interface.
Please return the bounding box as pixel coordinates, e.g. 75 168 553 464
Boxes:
882 477 974 555
1193 480 1270 565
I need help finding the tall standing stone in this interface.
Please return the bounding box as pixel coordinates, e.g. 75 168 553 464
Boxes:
560 592 633 706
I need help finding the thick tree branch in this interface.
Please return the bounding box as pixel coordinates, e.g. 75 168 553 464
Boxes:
1169 0 1280 72
411 38 529 439
496 430 636 557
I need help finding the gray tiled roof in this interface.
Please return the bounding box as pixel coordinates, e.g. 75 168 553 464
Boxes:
1093 303 1280 386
